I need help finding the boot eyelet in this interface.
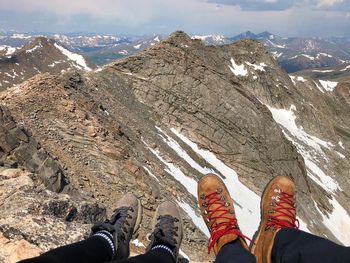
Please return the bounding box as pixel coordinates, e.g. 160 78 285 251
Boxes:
204 210 208 215
225 202 230 207
274 188 281 193
206 218 210 222
217 188 223 194
201 194 206 200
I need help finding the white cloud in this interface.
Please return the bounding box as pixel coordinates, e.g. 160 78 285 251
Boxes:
317 0 343 7
0 0 349 36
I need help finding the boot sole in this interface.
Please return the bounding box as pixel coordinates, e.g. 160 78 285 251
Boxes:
249 176 281 252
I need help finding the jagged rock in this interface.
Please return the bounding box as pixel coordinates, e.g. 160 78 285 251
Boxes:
0 106 70 192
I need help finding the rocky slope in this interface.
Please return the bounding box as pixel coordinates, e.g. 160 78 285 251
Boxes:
0 37 94 91
0 31 349 262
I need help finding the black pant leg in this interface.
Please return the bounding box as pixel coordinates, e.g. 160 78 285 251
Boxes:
272 228 350 263
112 248 175 263
18 236 113 263
214 239 256 263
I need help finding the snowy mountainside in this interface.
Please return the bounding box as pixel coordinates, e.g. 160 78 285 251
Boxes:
191 35 230 45
229 31 350 73
0 31 349 261
0 37 95 90
293 63 350 83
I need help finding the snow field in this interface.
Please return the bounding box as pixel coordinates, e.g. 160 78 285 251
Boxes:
314 199 350 245
266 105 339 193
319 80 338 91
171 128 261 240
54 43 92 71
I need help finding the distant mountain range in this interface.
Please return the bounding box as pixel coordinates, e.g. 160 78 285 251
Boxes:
1 31 350 74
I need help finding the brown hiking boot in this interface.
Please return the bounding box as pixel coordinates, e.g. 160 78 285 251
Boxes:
146 201 183 262
198 174 249 255
251 176 299 263
91 193 142 260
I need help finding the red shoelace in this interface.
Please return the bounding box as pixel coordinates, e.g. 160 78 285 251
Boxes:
203 191 251 254
266 191 300 230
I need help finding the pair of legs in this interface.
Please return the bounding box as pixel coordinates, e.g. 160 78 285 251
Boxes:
198 175 350 263
20 194 182 263
21 175 350 263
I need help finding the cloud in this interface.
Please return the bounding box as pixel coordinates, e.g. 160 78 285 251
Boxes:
316 0 343 7
208 0 350 11
0 0 349 36
206 0 298 10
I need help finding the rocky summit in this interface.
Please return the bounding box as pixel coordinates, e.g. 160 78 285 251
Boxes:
0 37 95 91
0 31 349 262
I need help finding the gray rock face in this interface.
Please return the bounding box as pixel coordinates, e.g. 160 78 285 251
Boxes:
0 31 349 261
0 106 69 192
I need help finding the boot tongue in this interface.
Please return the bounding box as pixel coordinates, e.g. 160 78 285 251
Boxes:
271 191 298 229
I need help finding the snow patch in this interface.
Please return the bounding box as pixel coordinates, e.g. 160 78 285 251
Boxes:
54 43 91 71
0 45 16 55
143 166 159 181
176 200 210 237
229 58 248 77
133 44 141 49
143 139 197 197
155 127 215 175
271 51 283 58
290 75 306 84
267 105 339 193
118 50 128 55
245 62 267 71
301 54 315 60
131 239 145 248
297 76 306 82
315 199 350 245
26 42 42 53
338 141 345 149
313 81 325 93
319 80 338 92
179 249 190 260
336 152 345 159
340 65 350 72
289 75 296 85
318 52 333 58
312 69 334 73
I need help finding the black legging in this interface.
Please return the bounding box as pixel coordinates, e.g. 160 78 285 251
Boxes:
19 235 174 263
19 229 350 263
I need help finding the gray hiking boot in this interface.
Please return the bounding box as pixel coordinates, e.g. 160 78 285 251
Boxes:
91 193 142 260
146 201 183 262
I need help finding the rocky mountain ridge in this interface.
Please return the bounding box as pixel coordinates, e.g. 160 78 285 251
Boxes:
0 31 349 262
0 37 94 91
2 31 350 72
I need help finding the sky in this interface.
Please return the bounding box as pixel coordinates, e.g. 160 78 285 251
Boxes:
0 0 349 37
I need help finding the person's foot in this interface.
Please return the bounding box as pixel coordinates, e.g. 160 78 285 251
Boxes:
250 176 299 263
146 201 183 262
91 192 142 260
197 174 249 255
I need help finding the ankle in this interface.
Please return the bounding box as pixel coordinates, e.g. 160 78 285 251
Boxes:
93 230 116 258
151 244 175 259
